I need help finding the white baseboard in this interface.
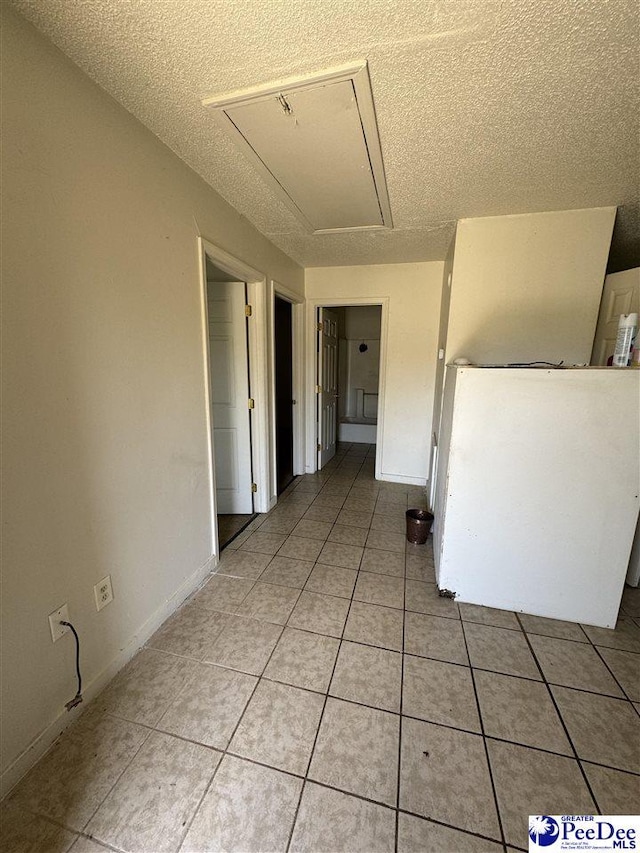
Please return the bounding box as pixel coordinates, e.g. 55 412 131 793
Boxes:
0 552 218 800
379 472 427 486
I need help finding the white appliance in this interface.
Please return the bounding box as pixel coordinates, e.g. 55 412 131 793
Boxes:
434 366 640 628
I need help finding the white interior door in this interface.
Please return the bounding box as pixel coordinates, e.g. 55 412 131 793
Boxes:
591 268 640 365
318 308 338 468
208 280 253 513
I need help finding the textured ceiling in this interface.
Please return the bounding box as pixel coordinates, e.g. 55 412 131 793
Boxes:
9 0 639 270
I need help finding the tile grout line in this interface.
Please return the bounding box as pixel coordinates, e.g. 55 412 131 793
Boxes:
100 685 640 784
285 775 513 849
591 642 639 708
205 472 470 844
460 619 508 851
21 451 636 850
74 837 125 853
197 572 640 666
8 658 201 841
173 597 289 852
284 455 370 853
7 803 129 853
398 803 512 849
5 449 370 843
171 471 355 845
72 718 156 844
213 475 639 845
580 625 640 712
515 612 603 816
394 523 408 853
140 599 640 784
10 735 623 853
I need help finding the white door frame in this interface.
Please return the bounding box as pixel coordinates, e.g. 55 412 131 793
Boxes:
305 296 389 479
268 280 305 507
197 237 271 555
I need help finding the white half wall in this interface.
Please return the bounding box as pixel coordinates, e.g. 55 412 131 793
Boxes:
305 263 444 484
436 367 639 628
1 6 302 793
445 208 616 365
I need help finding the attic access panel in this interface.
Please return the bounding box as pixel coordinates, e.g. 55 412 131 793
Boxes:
203 64 392 234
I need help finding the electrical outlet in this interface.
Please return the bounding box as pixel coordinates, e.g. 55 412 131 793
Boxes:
94 575 113 611
49 603 70 642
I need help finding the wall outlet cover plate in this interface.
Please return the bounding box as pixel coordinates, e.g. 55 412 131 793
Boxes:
94 575 113 611
48 604 69 642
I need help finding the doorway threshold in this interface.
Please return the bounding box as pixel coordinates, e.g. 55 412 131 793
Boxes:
218 513 257 551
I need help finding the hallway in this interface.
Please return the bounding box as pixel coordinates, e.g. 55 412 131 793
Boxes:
3 443 639 852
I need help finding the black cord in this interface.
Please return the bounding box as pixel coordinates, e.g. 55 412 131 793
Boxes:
60 620 83 708
505 361 565 367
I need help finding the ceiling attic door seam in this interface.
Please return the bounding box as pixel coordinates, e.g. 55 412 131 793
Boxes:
202 62 393 235
350 80 386 227
224 110 311 226
223 80 384 231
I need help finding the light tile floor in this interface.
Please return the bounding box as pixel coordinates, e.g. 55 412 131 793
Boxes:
3 442 640 852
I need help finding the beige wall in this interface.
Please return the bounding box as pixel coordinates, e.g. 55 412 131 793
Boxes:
1 6 302 790
446 208 616 365
305 263 444 484
341 306 382 420
344 305 382 340
427 235 456 507
431 236 456 441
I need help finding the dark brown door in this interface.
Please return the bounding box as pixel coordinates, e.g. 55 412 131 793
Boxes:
274 297 294 494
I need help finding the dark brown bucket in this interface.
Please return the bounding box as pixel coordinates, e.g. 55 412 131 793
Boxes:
406 509 434 545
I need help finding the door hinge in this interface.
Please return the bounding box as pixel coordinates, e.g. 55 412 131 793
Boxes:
245 304 252 317
248 398 255 409
251 483 257 493
316 321 323 332
315 384 321 394
317 443 322 452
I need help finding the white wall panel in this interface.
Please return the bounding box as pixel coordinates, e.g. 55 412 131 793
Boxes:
446 208 615 366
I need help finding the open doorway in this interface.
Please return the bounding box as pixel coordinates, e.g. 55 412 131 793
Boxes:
317 304 382 469
205 258 256 549
269 281 305 504
199 239 303 555
274 295 294 494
